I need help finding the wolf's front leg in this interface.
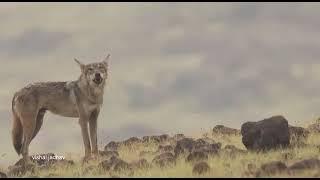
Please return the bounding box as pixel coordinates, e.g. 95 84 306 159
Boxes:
79 119 91 158
89 109 100 156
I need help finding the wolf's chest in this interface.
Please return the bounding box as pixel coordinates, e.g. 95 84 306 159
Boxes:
82 102 100 114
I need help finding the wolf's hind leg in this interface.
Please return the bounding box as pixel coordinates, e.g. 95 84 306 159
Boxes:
31 109 46 141
20 112 37 166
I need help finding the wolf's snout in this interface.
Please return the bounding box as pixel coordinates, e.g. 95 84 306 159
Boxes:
93 73 102 84
95 73 101 79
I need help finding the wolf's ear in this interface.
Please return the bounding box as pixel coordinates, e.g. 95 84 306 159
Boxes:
74 58 85 71
102 54 110 68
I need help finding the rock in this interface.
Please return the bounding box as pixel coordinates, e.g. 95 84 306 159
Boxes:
113 160 133 175
174 137 221 157
142 136 161 144
157 145 174 154
307 120 320 133
192 162 211 175
152 152 176 167
159 134 170 143
197 137 216 145
99 150 119 159
98 156 121 171
212 125 240 135
195 139 210 147
0 172 7 178
142 134 171 144
256 161 287 176
194 143 221 156
241 115 290 151
186 151 208 163
122 137 142 146
104 141 120 151
14 153 57 166
289 125 310 143
130 159 152 169
288 158 320 170
98 156 133 175
173 134 185 141
224 145 238 150
174 138 196 156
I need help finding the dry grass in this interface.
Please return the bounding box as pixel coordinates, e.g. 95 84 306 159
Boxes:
3 120 320 178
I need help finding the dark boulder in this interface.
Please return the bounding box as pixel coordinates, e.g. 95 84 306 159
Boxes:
194 143 221 156
289 125 310 143
104 141 120 151
256 161 287 177
307 119 320 133
172 134 185 141
157 145 174 154
99 150 119 159
98 156 133 175
241 115 290 151
113 160 133 175
152 152 176 168
192 162 211 175
158 134 170 143
288 158 320 170
186 151 208 163
14 153 57 166
174 138 196 156
122 137 142 146
142 136 161 144
196 137 216 145
174 138 221 157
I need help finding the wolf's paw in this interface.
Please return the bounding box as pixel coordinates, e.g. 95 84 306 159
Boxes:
23 160 37 168
81 155 95 165
91 153 100 161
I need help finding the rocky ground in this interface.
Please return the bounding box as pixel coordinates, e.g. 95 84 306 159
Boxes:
0 115 319 178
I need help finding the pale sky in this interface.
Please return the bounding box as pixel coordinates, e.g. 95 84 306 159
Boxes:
1 2 320 166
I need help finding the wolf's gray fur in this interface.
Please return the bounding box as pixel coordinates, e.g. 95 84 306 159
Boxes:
11 54 110 165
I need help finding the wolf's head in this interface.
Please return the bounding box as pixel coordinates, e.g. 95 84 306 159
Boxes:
74 54 110 87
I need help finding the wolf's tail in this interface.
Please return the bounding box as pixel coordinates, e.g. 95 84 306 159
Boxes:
11 94 23 155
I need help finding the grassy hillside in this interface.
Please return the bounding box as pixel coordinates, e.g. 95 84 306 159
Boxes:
1 119 320 178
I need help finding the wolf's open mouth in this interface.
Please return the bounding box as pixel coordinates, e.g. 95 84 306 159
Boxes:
93 78 102 85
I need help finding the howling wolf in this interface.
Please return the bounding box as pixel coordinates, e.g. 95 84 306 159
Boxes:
11 54 110 165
